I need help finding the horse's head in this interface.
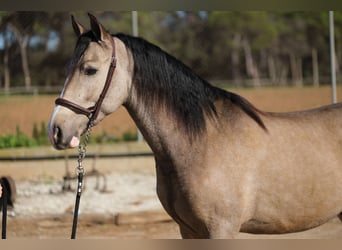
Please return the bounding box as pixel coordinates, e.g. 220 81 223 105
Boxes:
48 14 133 149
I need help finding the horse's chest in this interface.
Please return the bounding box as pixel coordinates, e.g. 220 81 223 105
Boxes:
155 165 189 216
155 164 208 236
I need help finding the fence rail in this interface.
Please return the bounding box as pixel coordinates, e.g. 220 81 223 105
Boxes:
0 86 63 95
1 77 338 96
0 151 153 162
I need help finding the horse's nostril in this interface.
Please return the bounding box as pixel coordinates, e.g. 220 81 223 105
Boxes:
53 126 62 143
49 125 67 150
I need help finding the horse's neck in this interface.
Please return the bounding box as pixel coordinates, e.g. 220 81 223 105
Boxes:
124 101 193 161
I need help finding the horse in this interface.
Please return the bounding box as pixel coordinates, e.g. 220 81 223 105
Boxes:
48 14 342 238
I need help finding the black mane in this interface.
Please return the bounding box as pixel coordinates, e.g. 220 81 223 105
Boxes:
115 33 266 137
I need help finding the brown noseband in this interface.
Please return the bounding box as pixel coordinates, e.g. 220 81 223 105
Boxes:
55 36 117 124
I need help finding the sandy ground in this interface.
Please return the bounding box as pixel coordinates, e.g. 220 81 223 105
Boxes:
1 152 180 239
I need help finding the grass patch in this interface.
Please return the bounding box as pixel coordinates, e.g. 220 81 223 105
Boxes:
0 121 138 149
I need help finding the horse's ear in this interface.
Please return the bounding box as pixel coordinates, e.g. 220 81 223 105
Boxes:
71 15 85 37
88 13 110 42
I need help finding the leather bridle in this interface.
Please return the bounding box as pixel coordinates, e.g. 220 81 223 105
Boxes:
55 36 117 125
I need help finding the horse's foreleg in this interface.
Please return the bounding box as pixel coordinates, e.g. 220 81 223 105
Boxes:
179 225 196 239
208 223 239 239
178 221 239 239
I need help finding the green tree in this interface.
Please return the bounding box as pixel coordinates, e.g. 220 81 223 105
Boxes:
207 11 278 86
3 12 36 90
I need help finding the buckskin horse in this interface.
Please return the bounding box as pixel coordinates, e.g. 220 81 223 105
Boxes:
48 14 342 238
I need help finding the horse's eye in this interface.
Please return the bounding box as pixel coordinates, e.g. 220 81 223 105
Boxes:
84 67 97 76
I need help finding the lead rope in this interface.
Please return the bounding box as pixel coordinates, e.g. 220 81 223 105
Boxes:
71 120 94 239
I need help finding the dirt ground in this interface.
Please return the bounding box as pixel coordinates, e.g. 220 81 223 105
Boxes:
4 214 340 239
4 214 181 239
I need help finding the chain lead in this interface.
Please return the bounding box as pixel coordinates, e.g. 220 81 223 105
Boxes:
71 120 94 239
76 121 94 176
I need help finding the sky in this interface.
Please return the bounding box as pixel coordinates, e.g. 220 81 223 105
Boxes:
0 30 60 51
